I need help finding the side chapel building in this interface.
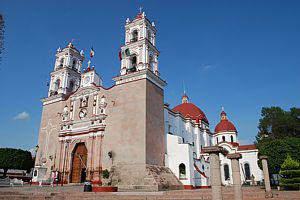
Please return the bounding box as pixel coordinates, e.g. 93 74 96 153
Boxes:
33 11 263 190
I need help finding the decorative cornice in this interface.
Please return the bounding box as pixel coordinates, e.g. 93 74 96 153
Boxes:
121 38 159 54
42 93 67 105
71 86 100 99
113 69 166 89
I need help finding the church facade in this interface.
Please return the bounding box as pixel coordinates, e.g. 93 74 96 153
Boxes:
33 11 262 190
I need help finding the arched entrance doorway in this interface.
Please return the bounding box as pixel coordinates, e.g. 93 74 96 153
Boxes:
71 143 87 183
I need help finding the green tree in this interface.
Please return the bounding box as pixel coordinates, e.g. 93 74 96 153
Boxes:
256 107 300 175
257 137 300 174
257 107 300 140
279 155 300 190
0 148 34 177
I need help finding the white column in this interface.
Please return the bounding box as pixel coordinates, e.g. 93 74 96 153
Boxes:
125 29 129 44
62 73 68 94
143 44 147 68
66 53 71 67
78 60 82 72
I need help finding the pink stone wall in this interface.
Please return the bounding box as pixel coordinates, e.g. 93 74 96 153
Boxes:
35 100 64 178
103 79 147 168
145 80 165 166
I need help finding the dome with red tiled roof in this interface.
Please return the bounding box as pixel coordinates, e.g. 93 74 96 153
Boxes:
172 95 209 124
214 111 237 133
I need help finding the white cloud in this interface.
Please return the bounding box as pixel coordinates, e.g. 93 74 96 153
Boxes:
13 111 30 120
201 64 212 70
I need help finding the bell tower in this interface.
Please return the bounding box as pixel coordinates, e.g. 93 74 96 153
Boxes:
108 10 183 191
114 10 165 90
119 10 159 76
48 42 84 97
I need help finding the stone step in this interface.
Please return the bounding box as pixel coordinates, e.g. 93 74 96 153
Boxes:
1 194 300 200
1 187 299 200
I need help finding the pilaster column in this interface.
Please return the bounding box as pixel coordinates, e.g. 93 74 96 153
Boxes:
61 140 68 186
203 146 228 200
259 156 273 198
228 153 243 200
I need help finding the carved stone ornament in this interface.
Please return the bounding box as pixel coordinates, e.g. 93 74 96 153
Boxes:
71 87 99 99
99 102 107 109
41 157 47 163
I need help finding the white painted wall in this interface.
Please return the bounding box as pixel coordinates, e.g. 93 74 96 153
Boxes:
166 134 194 186
164 106 263 187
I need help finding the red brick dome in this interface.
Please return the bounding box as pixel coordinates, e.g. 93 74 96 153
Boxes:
172 95 208 124
214 111 237 133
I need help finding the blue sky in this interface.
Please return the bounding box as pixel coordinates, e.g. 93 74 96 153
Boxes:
1 0 300 150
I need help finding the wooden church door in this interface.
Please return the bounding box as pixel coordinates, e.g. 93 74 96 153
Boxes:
71 143 87 183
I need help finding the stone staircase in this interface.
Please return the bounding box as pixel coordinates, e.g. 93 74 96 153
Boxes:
0 186 299 200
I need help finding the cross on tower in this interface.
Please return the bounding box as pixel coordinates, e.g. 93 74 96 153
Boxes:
139 6 143 14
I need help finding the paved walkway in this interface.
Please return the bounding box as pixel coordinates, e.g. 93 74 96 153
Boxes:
0 184 299 200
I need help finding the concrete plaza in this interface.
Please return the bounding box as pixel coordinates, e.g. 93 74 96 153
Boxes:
0 185 299 200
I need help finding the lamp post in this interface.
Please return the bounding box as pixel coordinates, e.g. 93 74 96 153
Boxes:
61 142 68 186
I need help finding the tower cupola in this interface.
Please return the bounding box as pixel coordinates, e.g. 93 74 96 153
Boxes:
214 110 237 134
182 94 189 104
119 9 159 76
48 42 83 97
81 60 102 87
221 111 227 120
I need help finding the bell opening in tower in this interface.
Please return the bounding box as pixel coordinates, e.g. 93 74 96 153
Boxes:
127 55 137 73
131 30 138 43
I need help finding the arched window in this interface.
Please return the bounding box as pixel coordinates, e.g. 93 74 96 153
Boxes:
147 30 152 42
69 80 74 92
72 60 76 69
230 135 234 143
224 164 230 180
128 55 137 73
244 163 251 180
132 56 137 66
216 137 219 143
179 163 186 178
222 136 225 142
60 58 64 66
53 79 61 92
131 30 138 42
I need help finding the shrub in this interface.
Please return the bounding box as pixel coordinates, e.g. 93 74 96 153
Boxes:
102 169 110 179
279 155 300 190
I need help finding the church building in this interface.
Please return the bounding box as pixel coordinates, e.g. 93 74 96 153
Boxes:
33 10 262 190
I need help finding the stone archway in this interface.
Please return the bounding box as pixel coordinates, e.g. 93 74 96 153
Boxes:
71 143 87 183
